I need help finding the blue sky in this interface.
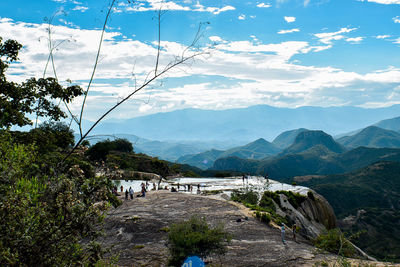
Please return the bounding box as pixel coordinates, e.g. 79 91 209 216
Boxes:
1 0 400 122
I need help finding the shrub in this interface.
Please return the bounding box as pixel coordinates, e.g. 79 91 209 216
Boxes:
167 216 231 266
259 193 277 212
313 228 356 257
275 190 307 209
307 191 315 201
231 189 259 205
260 213 271 224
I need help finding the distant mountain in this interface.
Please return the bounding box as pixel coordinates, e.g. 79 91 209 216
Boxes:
222 138 280 159
337 126 400 149
80 134 237 161
295 161 400 261
92 105 400 142
272 128 308 149
373 116 400 132
177 138 280 170
212 146 400 181
280 130 346 156
177 149 225 169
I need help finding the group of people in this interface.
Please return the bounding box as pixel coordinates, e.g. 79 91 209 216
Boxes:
280 223 298 244
175 183 201 194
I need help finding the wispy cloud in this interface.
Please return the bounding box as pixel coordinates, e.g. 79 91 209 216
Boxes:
278 28 300 34
257 2 271 8
346 37 364 43
238 14 246 20
376 35 391 39
284 16 296 23
393 16 400 23
358 0 400 4
72 5 88 12
314 27 357 44
122 0 235 14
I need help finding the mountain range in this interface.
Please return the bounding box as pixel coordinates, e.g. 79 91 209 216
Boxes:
91 105 400 142
295 161 400 261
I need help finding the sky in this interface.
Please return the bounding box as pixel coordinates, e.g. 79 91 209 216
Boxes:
1 0 400 122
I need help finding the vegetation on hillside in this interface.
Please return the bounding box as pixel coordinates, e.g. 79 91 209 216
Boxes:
297 161 400 262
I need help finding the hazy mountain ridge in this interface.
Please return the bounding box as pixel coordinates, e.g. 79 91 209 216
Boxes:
337 126 400 149
176 138 280 170
92 105 400 142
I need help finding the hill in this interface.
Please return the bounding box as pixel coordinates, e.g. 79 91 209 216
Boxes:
177 138 280 170
374 116 400 132
280 130 346 156
295 161 400 261
337 126 400 149
212 146 400 181
272 128 308 149
176 149 225 169
92 105 400 142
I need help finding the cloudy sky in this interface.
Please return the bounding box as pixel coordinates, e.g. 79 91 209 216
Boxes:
1 0 400 122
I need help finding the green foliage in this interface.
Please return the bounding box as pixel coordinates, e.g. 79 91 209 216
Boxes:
86 138 133 161
259 192 277 212
0 132 120 266
230 189 259 205
307 190 316 200
0 38 83 129
260 213 271 224
275 190 307 209
313 229 356 258
167 216 231 266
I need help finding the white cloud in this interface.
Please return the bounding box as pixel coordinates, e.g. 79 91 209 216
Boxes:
209 36 223 42
358 0 400 4
284 16 296 23
346 37 364 43
314 27 357 44
72 5 89 12
393 16 400 23
238 14 246 20
376 35 391 39
257 3 271 8
2 17 400 120
124 1 235 14
278 28 300 34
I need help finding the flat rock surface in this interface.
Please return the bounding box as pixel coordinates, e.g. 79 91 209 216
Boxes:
100 191 344 266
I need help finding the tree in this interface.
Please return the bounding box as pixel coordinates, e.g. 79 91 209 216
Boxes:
0 37 83 129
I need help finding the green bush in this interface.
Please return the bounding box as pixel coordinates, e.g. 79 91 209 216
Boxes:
260 213 271 224
307 190 315 201
313 228 356 257
259 193 277 212
275 190 307 209
167 216 231 266
230 189 259 205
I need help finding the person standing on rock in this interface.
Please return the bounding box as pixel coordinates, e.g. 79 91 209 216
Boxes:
292 224 297 242
281 223 286 244
129 186 134 200
125 189 128 200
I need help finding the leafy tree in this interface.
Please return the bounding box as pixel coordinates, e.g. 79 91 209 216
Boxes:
167 216 231 266
0 37 83 129
86 138 133 161
0 132 120 266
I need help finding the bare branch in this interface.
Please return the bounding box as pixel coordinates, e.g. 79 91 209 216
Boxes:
78 0 117 138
